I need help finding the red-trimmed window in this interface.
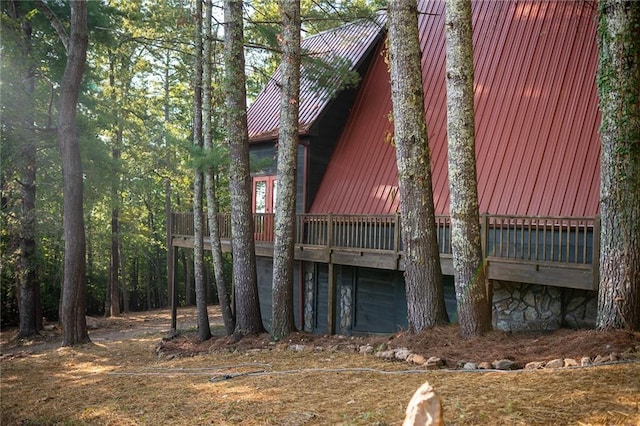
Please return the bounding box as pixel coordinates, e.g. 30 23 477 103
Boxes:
252 176 277 240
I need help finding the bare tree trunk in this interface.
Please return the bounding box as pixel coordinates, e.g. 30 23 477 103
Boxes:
444 0 491 337
193 0 211 342
203 0 234 335
387 0 448 332
147 253 155 308
596 0 640 331
164 51 172 309
107 53 121 317
108 196 120 316
119 238 128 313
12 1 40 338
224 0 265 337
57 0 90 346
271 0 301 340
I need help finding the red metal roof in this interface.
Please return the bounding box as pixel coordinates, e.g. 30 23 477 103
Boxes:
247 14 385 142
310 0 600 217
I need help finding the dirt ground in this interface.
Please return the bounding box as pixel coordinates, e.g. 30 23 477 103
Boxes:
2 306 639 425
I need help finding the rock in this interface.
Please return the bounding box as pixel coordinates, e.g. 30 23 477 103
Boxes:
342 344 358 353
403 382 443 426
593 354 608 365
425 357 445 370
407 354 427 365
524 361 545 370
359 344 374 355
288 344 306 352
395 348 411 361
493 359 515 370
619 349 637 361
478 361 493 370
544 358 564 369
463 362 478 370
564 358 578 367
580 356 591 366
376 349 397 360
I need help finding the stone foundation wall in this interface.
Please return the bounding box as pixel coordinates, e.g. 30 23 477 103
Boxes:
339 286 352 335
492 280 598 332
303 263 314 332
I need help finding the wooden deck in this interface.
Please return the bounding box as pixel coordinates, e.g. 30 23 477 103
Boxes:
170 212 599 291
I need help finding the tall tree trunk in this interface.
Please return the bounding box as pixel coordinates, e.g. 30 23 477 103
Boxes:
58 0 90 346
107 53 121 317
387 0 448 332
145 254 152 310
147 252 155 308
193 0 211 342
271 0 301 340
203 0 235 335
164 50 172 309
224 0 265 337
119 238 128 313
596 0 640 331
108 182 121 316
444 0 491 337
12 1 40 339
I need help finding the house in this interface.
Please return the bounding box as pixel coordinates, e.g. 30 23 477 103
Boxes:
170 0 601 334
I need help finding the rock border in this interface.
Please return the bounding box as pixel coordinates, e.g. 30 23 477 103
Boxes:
369 345 640 371
272 342 640 372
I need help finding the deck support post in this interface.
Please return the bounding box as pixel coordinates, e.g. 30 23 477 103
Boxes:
327 214 336 334
480 214 493 316
328 262 336 334
592 215 600 291
170 246 178 332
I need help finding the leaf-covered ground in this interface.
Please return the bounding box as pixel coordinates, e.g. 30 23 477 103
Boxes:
2 307 639 425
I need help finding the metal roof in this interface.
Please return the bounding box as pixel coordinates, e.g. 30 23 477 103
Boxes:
246 13 386 142
310 0 600 217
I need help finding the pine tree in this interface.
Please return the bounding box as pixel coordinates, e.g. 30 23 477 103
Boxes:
224 0 265 337
444 0 491 337
387 0 448 332
271 0 301 340
596 0 640 331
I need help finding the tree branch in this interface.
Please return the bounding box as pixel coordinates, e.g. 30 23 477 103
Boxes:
35 0 69 52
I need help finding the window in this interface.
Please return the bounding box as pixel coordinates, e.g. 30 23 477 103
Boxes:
253 176 277 240
253 176 277 214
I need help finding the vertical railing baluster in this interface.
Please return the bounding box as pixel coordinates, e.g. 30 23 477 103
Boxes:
527 218 532 261
582 219 588 265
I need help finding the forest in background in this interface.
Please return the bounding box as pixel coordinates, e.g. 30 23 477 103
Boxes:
1 0 381 326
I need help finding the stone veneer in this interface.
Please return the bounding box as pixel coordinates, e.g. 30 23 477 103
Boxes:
303 265 314 332
339 286 352 335
492 280 598 332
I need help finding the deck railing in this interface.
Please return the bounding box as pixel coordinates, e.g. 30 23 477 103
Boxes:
171 212 598 267
485 215 597 264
